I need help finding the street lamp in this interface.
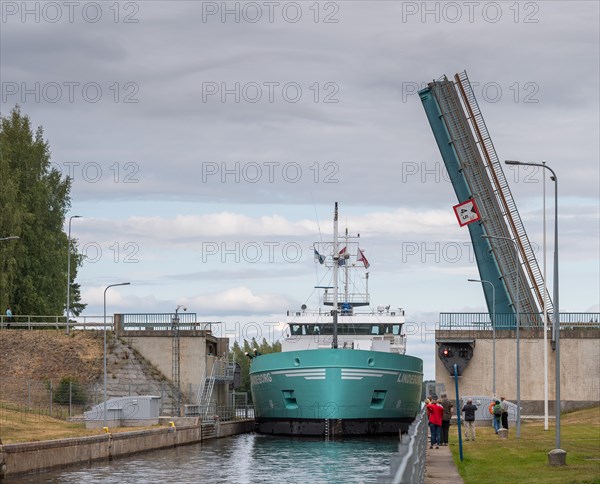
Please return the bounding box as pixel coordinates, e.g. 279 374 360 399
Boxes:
66 215 81 335
103 282 130 428
506 159 561 452
482 234 521 438
173 304 187 416
468 278 496 396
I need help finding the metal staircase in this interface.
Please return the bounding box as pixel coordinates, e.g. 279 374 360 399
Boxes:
192 354 236 420
428 74 544 323
454 71 552 320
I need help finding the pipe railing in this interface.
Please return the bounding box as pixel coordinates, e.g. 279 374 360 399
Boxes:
439 312 600 330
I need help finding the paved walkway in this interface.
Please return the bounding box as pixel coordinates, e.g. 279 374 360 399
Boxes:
424 444 464 484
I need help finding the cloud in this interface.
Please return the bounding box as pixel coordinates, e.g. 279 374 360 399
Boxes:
186 286 292 315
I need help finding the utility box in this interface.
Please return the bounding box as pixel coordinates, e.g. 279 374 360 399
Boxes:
84 395 161 428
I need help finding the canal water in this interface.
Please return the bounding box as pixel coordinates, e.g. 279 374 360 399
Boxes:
6 433 402 483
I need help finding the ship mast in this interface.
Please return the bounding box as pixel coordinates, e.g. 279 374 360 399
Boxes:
344 227 349 305
332 202 339 349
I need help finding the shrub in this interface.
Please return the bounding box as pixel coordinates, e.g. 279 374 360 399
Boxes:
52 377 87 405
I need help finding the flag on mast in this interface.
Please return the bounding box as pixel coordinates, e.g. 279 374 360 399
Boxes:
338 246 347 266
314 248 325 264
357 247 370 268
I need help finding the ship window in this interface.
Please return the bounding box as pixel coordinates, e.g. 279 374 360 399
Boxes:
291 324 302 336
371 325 380 335
392 325 400 335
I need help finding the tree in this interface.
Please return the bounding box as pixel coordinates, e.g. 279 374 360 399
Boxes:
0 106 85 316
229 338 281 401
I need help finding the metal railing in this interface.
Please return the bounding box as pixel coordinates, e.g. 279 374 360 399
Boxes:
0 314 223 332
0 315 112 330
378 407 427 484
439 312 600 330
120 313 219 332
183 404 254 421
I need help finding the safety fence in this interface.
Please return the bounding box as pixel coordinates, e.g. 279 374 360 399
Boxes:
439 312 600 330
1 376 254 425
0 377 177 421
378 408 427 484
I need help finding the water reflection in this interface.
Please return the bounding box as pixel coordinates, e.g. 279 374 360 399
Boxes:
6 433 400 483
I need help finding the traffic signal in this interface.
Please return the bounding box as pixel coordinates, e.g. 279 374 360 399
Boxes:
437 342 474 375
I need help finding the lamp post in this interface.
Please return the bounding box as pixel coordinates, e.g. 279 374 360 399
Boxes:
103 282 130 428
66 215 81 335
469 278 496 396
506 159 561 451
173 304 186 416
482 234 521 438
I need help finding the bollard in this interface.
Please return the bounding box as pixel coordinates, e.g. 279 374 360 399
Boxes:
548 449 567 466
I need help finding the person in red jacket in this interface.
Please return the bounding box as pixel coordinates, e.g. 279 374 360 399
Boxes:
426 398 444 449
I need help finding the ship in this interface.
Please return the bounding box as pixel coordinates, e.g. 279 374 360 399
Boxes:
249 203 424 435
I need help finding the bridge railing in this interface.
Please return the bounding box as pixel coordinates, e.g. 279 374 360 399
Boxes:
378 407 427 484
439 312 600 330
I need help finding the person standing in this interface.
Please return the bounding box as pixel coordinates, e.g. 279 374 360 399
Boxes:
440 393 453 446
5 307 12 327
426 398 443 449
500 396 509 430
462 399 478 441
492 399 502 434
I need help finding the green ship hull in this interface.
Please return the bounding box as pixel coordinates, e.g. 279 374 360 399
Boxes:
250 348 423 435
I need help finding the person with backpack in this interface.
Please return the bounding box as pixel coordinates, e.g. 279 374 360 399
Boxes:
462 399 478 441
491 399 502 434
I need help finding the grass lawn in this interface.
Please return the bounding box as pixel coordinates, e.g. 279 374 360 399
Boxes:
449 407 600 484
0 402 156 444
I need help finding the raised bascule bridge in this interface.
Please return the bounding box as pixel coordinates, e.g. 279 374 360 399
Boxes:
419 71 599 414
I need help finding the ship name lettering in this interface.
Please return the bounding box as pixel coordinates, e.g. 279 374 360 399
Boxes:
397 373 421 385
251 373 273 385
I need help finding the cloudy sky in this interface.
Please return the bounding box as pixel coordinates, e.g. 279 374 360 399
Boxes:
2 1 598 378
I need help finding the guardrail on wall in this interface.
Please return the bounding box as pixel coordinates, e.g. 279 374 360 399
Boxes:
377 407 427 484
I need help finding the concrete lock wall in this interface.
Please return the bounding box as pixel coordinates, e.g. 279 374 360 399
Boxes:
435 330 600 414
0 420 253 479
126 336 211 393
